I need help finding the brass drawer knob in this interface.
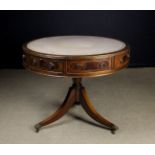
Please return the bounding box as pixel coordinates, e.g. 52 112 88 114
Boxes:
32 58 37 65
48 62 56 70
99 62 108 68
75 63 85 70
22 54 26 60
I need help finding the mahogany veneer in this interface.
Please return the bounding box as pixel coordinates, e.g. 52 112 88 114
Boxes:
22 36 130 134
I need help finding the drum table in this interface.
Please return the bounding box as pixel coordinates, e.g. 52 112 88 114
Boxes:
23 36 130 134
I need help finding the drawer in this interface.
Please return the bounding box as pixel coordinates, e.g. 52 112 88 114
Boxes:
23 53 64 73
67 58 112 73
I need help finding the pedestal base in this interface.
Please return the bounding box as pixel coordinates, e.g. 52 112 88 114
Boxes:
35 78 118 134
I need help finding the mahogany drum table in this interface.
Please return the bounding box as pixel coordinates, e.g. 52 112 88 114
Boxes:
23 36 130 134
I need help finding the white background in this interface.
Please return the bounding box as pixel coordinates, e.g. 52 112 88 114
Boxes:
0 0 155 10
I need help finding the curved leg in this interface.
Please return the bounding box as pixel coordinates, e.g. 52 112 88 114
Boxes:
80 87 118 134
35 87 76 132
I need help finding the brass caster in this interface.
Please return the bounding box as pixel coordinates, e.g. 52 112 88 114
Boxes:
34 124 42 133
110 125 119 134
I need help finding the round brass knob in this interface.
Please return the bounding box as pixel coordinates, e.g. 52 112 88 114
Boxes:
99 62 108 68
75 63 85 70
22 54 26 60
32 58 37 65
48 62 56 70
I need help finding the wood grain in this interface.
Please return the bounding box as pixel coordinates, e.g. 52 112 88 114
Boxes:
23 44 130 77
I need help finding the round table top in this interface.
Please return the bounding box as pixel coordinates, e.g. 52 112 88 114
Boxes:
26 36 126 56
23 36 129 78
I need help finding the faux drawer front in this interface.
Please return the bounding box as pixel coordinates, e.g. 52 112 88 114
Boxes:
114 51 130 69
23 53 64 73
67 58 112 73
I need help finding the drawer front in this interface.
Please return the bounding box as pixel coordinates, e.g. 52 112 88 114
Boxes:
67 58 112 73
114 51 130 69
23 53 64 74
